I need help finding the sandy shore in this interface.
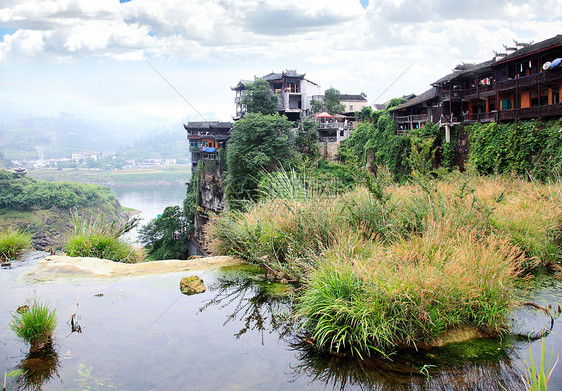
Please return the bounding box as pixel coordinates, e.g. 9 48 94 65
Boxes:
21 254 242 283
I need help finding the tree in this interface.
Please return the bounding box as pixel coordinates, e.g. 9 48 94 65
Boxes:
324 87 346 115
241 78 278 115
138 206 192 260
226 113 294 201
294 120 319 158
310 99 324 114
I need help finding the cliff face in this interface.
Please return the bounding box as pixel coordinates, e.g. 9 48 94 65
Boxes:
192 163 225 255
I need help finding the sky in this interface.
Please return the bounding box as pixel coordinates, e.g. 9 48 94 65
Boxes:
1 0 562 130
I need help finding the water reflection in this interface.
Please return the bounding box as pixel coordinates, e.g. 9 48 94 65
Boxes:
287 338 524 391
15 347 60 390
201 267 527 390
199 270 293 341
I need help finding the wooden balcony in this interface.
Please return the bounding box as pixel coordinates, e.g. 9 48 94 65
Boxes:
463 111 497 123
496 73 542 92
394 114 431 124
498 103 562 121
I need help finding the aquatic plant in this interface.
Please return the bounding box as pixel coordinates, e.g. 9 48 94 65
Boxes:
296 224 526 356
10 299 57 352
523 338 559 391
0 227 32 261
65 212 144 263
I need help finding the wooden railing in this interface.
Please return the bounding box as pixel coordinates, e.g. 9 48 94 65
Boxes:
498 103 562 120
394 114 430 123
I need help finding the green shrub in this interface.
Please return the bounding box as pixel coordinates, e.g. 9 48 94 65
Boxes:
11 300 57 351
65 213 144 263
0 227 32 261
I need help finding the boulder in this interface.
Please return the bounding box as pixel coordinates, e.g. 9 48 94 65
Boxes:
180 276 206 295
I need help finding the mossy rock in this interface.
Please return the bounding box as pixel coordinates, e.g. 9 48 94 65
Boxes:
180 276 206 295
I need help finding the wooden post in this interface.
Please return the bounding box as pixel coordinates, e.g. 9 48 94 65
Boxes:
445 125 451 143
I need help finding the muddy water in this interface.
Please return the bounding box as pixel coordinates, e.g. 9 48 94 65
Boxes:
1 254 561 391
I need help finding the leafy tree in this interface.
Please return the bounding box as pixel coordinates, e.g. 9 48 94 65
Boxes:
310 99 324 114
241 78 278 115
356 106 373 123
324 87 346 115
294 120 319 158
138 206 192 260
226 113 294 201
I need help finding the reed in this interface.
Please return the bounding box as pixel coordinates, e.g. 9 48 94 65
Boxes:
10 300 57 352
0 227 32 261
65 212 144 263
523 338 559 391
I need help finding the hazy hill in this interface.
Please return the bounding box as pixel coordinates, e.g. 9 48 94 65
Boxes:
0 115 142 160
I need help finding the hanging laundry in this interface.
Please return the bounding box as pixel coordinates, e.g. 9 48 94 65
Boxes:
549 58 562 69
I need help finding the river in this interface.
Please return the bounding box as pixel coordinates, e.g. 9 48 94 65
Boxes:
111 184 187 242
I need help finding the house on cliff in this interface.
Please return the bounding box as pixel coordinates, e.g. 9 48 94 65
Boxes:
184 121 233 171
390 34 562 134
232 69 322 121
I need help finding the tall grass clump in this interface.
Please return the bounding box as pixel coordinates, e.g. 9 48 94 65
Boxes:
296 221 527 356
65 212 144 263
209 171 561 356
0 227 32 261
11 299 57 352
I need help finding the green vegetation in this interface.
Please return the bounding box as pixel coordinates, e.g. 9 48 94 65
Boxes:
524 338 559 391
65 213 144 263
0 169 115 211
0 227 32 261
139 206 192 260
28 166 192 187
241 78 278 115
310 87 346 114
226 113 294 200
10 299 57 351
467 119 562 179
209 169 561 356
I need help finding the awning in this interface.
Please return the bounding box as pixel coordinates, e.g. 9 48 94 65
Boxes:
202 147 216 153
315 111 334 118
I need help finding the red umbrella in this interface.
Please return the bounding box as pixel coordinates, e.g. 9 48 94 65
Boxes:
315 111 334 118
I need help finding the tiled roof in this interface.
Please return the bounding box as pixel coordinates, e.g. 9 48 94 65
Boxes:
340 94 367 101
494 35 562 65
184 122 233 130
432 60 495 85
389 87 438 111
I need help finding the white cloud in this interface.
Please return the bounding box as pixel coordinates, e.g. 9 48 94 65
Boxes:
0 0 561 122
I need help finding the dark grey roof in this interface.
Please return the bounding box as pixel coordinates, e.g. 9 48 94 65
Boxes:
340 94 367 101
493 34 562 64
432 59 495 85
184 121 233 130
389 87 438 111
262 70 305 80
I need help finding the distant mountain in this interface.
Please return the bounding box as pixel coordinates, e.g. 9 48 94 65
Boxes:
0 116 143 160
0 111 219 163
116 130 189 161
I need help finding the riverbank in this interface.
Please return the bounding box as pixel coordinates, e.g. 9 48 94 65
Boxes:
28 166 192 187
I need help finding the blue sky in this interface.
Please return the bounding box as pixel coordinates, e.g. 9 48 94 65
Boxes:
1 0 561 130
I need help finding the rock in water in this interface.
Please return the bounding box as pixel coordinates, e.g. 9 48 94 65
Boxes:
179 276 206 295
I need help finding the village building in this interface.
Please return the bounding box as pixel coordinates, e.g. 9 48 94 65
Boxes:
340 93 369 114
231 70 322 121
390 34 562 134
184 121 233 171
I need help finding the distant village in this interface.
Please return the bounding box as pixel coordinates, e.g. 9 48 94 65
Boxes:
11 153 183 171
186 34 562 169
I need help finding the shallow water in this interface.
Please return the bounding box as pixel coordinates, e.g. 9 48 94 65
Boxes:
1 255 561 391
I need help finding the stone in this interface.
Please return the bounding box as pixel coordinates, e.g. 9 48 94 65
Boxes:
180 276 206 295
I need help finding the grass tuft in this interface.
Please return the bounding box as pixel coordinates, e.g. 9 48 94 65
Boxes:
0 227 32 261
10 299 57 351
65 212 144 263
